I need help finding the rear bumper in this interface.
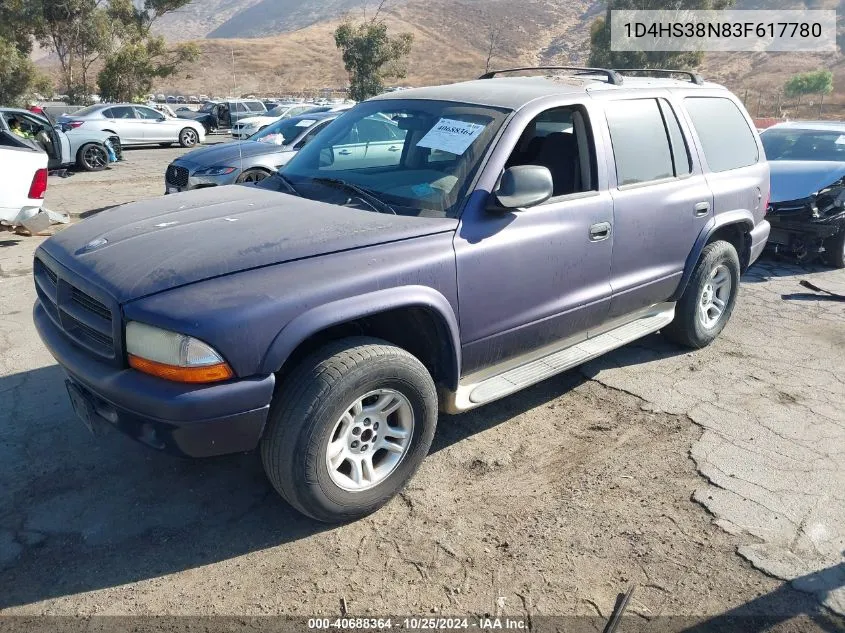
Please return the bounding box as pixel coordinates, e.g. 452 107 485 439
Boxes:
748 219 771 266
34 301 274 457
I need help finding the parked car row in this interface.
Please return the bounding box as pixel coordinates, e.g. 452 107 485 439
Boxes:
58 104 206 148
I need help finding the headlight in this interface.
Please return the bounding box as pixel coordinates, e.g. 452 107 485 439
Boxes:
195 166 237 176
125 321 233 383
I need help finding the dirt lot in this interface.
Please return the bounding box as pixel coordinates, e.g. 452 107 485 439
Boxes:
0 144 843 629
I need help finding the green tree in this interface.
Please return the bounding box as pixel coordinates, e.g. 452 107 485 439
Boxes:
98 38 197 102
589 0 734 70
334 3 413 102
0 0 52 104
37 0 114 102
784 69 833 105
97 0 197 102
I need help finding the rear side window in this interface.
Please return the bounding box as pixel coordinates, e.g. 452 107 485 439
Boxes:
684 97 758 172
246 101 265 112
109 106 136 119
605 99 674 185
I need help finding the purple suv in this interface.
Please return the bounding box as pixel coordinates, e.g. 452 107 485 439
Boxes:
33 67 770 522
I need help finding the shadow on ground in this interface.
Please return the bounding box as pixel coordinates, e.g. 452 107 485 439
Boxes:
0 361 592 608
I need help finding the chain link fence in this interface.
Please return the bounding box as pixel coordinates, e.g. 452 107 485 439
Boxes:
737 87 844 121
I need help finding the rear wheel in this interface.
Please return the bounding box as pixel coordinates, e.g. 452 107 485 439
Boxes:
823 229 845 268
662 240 740 348
235 168 271 184
260 337 438 522
178 127 199 148
76 143 108 171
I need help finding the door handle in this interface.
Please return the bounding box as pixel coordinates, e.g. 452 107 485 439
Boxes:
694 201 711 217
388 146 400 152
337 149 351 156
589 222 612 242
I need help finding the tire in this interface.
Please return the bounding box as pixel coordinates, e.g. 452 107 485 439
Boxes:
76 143 108 171
260 337 438 523
236 168 271 184
178 127 199 148
662 240 741 349
823 229 845 268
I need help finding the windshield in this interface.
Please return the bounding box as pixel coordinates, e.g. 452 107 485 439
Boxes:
251 116 322 145
268 99 510 218
762 128 845 162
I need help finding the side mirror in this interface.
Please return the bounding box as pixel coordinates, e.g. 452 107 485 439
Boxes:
490 165 553 211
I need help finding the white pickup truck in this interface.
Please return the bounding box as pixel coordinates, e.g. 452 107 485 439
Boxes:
0 143 48 227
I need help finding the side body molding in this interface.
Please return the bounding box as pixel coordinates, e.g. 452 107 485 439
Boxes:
671 209 754 301
260 285 462 386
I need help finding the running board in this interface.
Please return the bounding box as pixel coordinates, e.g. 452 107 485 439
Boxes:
442 303 675 413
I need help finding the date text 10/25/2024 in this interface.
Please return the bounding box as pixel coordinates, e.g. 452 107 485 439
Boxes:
308 617 529 630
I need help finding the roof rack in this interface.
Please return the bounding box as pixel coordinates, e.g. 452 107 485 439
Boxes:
611 69 704 85
479 66 624 86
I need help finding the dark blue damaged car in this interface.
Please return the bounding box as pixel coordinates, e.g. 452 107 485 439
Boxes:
33 67 770 522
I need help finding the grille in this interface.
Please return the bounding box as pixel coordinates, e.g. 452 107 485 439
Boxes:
72 287 111 321
166 164 189 187
34 256 116 360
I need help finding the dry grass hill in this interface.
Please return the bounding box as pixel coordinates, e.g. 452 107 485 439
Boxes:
36 0 844 114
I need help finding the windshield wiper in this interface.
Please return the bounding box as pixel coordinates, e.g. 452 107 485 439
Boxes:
310 177 397 215
273 172 300 196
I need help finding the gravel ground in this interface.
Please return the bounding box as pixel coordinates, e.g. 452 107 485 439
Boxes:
0 144 843 629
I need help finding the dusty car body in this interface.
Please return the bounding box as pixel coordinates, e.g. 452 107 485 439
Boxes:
761 122 845 267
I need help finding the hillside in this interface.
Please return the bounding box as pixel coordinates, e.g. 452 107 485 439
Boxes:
36 0 843 113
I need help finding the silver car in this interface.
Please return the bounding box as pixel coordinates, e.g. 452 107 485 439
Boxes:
1 107 118 172
165 112 339 193
57 103 206 148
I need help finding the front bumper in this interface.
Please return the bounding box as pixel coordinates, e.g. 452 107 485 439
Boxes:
34 301 275 457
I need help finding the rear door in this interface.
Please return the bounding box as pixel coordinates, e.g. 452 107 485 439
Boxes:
595 94 712 319
682 96 767 232
104 106 143 144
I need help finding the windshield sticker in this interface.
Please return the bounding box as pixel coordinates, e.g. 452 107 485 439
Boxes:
417 118 486 155
296 119 317 128
259 133 284 145
836 135 845 145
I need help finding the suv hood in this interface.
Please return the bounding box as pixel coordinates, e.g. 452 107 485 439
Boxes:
39 186 457 303
176 110 207 121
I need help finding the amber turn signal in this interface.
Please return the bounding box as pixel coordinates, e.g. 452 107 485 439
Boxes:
128 354 234 384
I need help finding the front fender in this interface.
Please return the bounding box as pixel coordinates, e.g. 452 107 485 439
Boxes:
671 210 754 301
260 285 462 385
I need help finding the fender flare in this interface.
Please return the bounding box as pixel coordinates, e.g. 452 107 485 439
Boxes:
671 210 754 301
259 285 462 387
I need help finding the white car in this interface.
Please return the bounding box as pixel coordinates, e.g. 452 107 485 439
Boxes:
0 143 48 227
231 103 320 140
57 103 206 148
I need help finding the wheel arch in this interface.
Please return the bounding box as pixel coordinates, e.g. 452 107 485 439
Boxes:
671 211 754 302
260 286 461 390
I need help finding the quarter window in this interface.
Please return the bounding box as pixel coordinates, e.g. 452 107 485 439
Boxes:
605 99 674 186
684 97 758 172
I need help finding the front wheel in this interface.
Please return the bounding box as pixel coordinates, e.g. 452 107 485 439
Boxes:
236 168 271 184
178 127 199 148
662 240 740 349
260 337 438 522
